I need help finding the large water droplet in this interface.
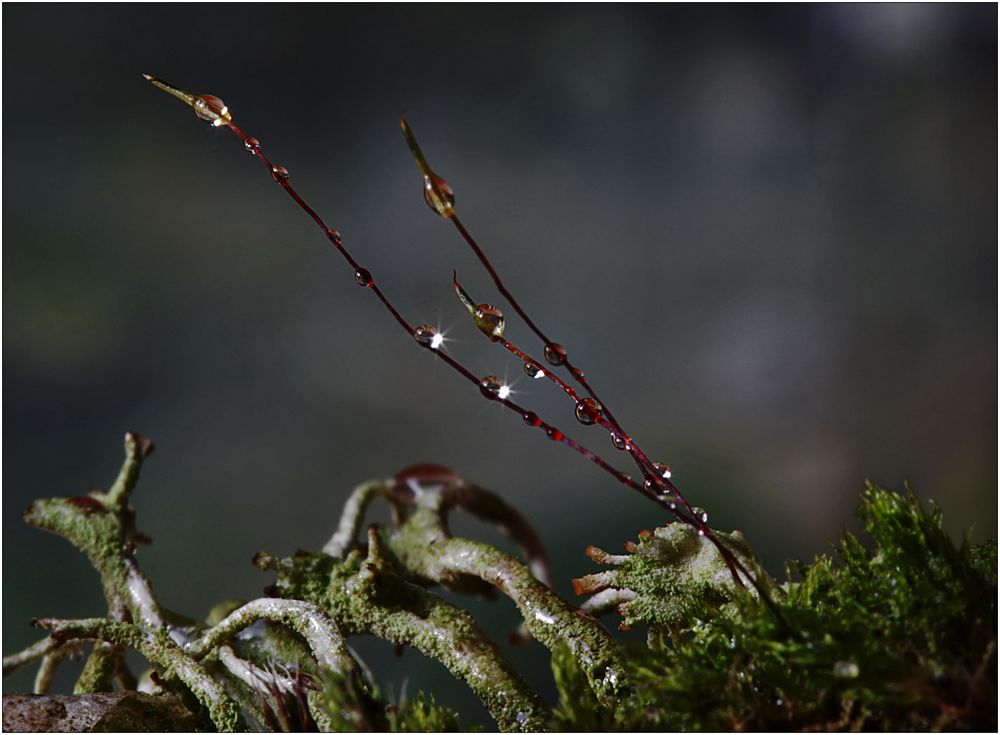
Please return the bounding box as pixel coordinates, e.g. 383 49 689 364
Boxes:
692 507 708 523
270 164 289 182
571 367 586 381
192 95 232 126
413 324 442 349
354 268 373 287
575 397 602 425
423 174 455 218
243 136 260 154
546 428 564 441
479 375 509 400
524 361 544 379
544 343 567 366
610 433 628 450
472 303 504 341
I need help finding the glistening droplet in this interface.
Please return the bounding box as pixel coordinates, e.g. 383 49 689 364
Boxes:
192 95 232 126
271 164 289 182
524 361 544 379
653 462 672 479
479 375 508 400
610 433 627 451
423 174 456 218
546 428 564 441
692 507 708 523
571 367 585 381
243 136 260 154
473 304 505 341
354 268 373 287
413 324 442 349
544 343 567 366
575 398 602 425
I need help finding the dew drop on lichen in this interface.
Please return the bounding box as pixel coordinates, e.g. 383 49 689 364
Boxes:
544 343 567 366
479 375 508 400
575 397 602 425
413 324 442 349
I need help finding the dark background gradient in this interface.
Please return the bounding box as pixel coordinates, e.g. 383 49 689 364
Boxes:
3 4 996 726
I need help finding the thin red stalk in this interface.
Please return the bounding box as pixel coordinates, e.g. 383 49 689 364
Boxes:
499 332 706 524
451 214 623 427
220 122 654 504
203 103 778 618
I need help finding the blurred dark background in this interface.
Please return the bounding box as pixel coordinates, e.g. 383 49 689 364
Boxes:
3 3 996 726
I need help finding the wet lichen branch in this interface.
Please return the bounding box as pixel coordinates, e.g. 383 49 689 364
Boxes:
4 437 635 732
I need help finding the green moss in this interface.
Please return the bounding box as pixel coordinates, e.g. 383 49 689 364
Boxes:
559 484 997 731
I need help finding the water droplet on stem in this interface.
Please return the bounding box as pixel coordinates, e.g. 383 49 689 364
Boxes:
479 375 508 400
653 462 672 479
524 361 544 379
354 268 373 287
192 95 232 126
473 304 505 341
610 433 628 450
575 398 603 425
544 343 567 366
413 324 442 349
270 164 289 182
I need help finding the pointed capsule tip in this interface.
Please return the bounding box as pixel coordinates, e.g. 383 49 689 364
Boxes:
141 73 153 81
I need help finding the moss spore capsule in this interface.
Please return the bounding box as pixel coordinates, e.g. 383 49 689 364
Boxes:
544 343 567 366
575 398 603 425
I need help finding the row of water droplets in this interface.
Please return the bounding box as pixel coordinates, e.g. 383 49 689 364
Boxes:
151 74 714 546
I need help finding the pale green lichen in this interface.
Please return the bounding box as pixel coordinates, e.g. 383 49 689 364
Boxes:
5 436 631 732
573 522 771 641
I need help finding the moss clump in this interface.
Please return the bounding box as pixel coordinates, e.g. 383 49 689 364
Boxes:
557 484 997 731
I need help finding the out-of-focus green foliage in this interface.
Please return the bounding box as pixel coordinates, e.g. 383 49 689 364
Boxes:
553 484 997 731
